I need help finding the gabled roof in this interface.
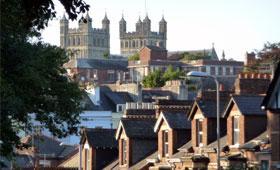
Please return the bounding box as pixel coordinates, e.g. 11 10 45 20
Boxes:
130 151 158 170
144 45 167 52
154 112 191 132
80 128 117 148
188 99 227 120
262 62 280 110
64 58 128 71
104 91 133 105
115 118 156 140
223 95 265 118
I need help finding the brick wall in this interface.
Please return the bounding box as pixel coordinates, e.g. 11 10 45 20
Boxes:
139 47 167 62
234 73 271 95
192 120 197 147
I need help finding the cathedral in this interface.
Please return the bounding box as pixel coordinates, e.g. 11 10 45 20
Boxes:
119 15 167 57
60 13 110 59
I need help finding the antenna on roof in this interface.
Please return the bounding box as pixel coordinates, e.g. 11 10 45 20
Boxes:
145 0 147 16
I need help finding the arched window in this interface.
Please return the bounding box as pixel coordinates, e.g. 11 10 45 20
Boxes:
121 41 124 48
132 40 135 48
72 37 75 46
68 38 71 46
101 39 104 47
125 41 128 48
140 40 143 47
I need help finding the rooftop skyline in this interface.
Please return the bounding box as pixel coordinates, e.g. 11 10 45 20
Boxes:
41 0 280 61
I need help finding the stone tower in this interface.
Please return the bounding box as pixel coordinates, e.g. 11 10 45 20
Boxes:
119 14 167 57
60 13 110 59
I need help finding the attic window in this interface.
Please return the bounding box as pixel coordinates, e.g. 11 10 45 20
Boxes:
121 139 127 165
233 116 240 145
196 119 203 147
163 130 169 157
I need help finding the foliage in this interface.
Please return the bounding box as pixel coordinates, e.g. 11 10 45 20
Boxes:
103 51 110 59
163 65 184 81
142 66 185 88
0 0 89 157
180 52 211 61
142 70 165 88
128 53 140 61
244 42 280 72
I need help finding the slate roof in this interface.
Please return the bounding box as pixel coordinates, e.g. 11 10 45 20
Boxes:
142 89 175 102
156 99 193 106
189 99 228 120
119 118 157 139
104 91 133 105
20 135 76 158
162 112 191 130
64 58 128 71
262 62 280 109
145 45 167 52
206 135 227 149
239 131 269 150
130 151 158 170
223 95 266 117
102 159 119 170
81 128 117 148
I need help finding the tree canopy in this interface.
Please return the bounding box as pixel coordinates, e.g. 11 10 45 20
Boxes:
142 66 184 88
180 52 211 61
0 0 89 157
128 53 140 61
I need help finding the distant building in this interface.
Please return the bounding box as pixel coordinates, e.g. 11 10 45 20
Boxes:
60 13 110 59
64 58 129 84
119 15 167 57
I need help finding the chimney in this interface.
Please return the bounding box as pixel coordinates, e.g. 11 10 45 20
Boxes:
234 73 271 95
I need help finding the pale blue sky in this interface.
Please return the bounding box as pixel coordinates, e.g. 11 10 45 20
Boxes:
41 0 280 61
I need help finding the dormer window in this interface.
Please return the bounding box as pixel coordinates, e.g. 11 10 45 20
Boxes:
117 105 123 112
233 116 240 145
163 130 169 157
121 139 127 165
196 119 203 147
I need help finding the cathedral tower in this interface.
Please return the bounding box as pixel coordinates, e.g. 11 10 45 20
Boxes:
60 14 68 48
102 13 110 32
119 16 127 37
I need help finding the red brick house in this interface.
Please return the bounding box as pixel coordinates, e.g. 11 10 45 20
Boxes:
223 95 267 148
64 58 129 84
261 62 280 170
154 112 192 159
115 109 157 169
139 45 167 62
80 128 118 170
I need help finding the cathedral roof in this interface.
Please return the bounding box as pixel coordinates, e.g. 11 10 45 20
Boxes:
102 13 110 23
137 16 142 24
120 16 126 23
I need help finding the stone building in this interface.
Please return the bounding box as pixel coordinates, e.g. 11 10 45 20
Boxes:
60 13 110 59
119 15 167 57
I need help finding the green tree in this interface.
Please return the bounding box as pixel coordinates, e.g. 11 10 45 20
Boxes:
142 70 165 88
163 65 184 81
0 0 89 157
103 51 110 59
128 53 140 61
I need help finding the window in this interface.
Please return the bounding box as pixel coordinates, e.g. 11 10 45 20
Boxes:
163 130 169 157
210 66 216 75
226 67 231 75
77 37 80 45
233 116 240 145
85 148 90 170
117 105 123 112
107 70 115 82
93 39 96 46
196 119 203 147
121 139 127 165
218 66 223 75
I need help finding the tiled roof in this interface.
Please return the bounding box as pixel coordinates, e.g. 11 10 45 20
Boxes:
145 45 167 51
102 159 119 170
162 112 191 130
130 151 158 170
104 91 133 105
239 131 269 150
64 58 128 71
189 99 228 120
262 62 280 109
82 128 117 148
120 118 157 139
20 135 76 158
223 95 266 117
206 135 227 149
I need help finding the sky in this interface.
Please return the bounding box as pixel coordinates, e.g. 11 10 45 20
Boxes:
41 0 280 61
